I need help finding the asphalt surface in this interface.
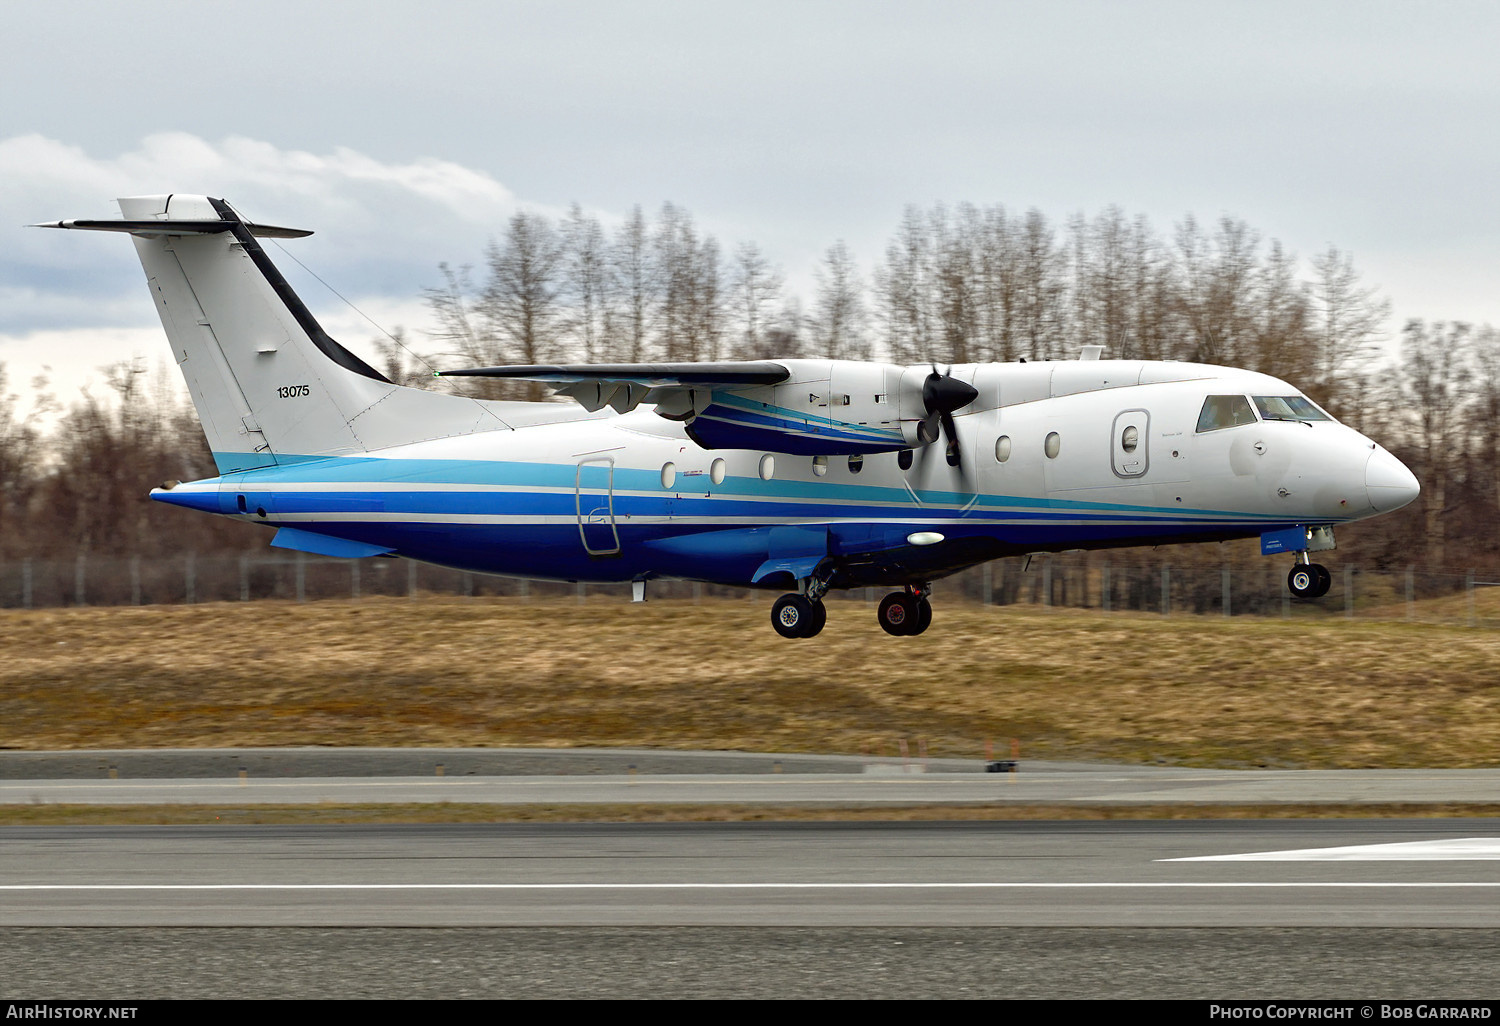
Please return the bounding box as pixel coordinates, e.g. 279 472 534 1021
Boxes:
5 926 1497 1000
3 747 1499 806
3 750 1497 999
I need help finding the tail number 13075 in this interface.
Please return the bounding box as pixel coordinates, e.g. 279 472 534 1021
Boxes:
276 384 311 399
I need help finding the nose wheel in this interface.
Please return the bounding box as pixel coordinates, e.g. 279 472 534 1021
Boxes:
1288 562 1332 599
877 587 933 636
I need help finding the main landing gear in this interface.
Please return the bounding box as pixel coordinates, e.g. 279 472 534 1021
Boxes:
771 593 828 639
877 585 932 637
1287 558 1332 599
770 582 935 638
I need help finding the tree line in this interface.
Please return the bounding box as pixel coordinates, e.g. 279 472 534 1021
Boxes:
2 201 1497 578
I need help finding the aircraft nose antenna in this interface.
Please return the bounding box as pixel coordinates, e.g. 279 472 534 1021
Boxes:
1366 447 1420 513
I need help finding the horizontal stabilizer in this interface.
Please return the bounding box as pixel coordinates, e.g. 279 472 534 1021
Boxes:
271 527 394 559
33 218 312 238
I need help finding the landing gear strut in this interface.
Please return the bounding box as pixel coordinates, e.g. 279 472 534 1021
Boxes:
878 584 933 637
1287 558 1332 599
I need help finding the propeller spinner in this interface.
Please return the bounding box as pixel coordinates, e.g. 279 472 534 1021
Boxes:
915 366 978 463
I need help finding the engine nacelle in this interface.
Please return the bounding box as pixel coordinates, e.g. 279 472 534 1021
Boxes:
677 360 921 455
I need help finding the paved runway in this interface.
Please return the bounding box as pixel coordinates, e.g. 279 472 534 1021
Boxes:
4 747 1500 806
3 820 1497 928
2 820 1498 998
3 750 1498 998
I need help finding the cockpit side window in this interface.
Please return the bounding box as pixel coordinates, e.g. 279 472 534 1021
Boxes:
1195 395 1258 433
1252 395 1331 423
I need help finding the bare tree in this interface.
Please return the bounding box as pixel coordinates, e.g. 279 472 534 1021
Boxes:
561 203 613 364
0 363 48 558
730 241 784 360
1308 245 1390 409
611 205 655 363
691 234 725 362
654 203 696 362
1467 324 1500 531
809 240 868 360
1400 319 1472 567
763 295 806 359
932 204 982 364
482 211 566 368
973 204 1020 362
1174 215 1260 366
1246 239 1314 383
372 328 434 388
654 203 723 362
873 205 935 363
424 262 506 396
1015 208 1067 360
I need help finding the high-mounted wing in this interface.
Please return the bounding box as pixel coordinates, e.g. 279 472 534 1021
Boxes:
439 358 977 457
437 362 790 415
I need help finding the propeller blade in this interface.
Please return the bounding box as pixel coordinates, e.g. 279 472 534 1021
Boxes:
917 409 942 445
940 410 962 467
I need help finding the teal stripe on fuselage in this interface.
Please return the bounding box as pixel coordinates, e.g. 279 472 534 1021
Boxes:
205 452 1288 523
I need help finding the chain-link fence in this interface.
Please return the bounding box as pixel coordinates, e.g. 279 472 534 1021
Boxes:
2 551 1497 627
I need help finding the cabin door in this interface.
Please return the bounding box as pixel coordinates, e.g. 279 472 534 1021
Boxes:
575 457 621 557
1111 409 1150 479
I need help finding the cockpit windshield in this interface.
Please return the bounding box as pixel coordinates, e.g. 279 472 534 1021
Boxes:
1196 395 1257 433
1252 395 1331 423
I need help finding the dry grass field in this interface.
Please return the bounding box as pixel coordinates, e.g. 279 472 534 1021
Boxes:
3 593 1499 769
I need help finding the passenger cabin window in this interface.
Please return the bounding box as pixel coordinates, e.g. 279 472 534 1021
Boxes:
1196 395 1257 433
1252 395 1331 423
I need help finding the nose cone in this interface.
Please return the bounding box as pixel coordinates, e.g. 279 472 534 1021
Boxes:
1366 448 1420 513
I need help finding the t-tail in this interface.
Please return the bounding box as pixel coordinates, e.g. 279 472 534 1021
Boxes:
38 195 513 473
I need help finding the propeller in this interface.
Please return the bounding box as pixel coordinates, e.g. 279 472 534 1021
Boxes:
915 365 978 466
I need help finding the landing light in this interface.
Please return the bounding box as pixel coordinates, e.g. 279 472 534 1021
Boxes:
906 531 945 546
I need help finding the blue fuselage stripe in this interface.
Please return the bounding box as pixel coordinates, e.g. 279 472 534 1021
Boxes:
167 453 1310 587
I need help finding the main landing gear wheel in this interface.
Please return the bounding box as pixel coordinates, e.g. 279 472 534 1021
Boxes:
877 593 932 636
772 594 826 638
1288 563 1332 599
911 597 933 635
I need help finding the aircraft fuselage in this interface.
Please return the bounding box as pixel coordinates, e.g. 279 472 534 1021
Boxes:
154 358 1416 593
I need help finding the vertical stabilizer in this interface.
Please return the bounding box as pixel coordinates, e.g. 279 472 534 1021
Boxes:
43 194 516 473
123 194 392 471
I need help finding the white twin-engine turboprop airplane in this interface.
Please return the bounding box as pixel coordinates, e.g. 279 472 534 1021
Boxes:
40 195 1420 637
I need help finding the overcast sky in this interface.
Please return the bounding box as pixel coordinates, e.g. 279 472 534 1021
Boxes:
3 0 1498 404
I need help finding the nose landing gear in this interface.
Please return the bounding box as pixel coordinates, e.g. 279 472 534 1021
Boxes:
878 585 933 636
1287 559 1332 599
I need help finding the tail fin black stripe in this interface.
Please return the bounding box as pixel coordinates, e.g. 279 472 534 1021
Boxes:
206 197 391 385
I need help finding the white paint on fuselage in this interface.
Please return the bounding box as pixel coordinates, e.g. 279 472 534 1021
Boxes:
223 358 1405 532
